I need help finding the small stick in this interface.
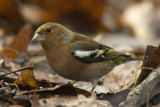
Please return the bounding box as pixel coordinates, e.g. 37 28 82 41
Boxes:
0 65 34 77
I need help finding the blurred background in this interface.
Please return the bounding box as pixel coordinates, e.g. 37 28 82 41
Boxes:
0 0 160 92
0 0 160 38
0 0 160 50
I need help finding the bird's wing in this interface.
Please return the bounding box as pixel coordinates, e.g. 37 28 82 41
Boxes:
71 41 123 63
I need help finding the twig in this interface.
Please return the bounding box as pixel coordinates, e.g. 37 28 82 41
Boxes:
147 93 149 107
0 65 34 77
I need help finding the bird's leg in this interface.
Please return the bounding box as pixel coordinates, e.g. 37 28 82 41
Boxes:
91 80 98 92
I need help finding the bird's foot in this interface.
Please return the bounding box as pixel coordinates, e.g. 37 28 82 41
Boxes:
91 80 98 92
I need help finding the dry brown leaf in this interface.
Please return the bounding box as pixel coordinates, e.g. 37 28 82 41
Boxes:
0 47 18 63
136 45 160 85
9 24 32 53
14 69 38 88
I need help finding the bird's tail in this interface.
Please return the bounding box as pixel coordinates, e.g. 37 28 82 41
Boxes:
110 54 143 65
104 49 143 65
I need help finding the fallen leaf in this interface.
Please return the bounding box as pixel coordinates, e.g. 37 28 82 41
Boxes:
120 67 160 107
0 47 18 64
9 24 32 53
138 67 160 106
13 67 57 90
14 69 38 89
97 89 130 106
136 45 160 85
20 83 90 97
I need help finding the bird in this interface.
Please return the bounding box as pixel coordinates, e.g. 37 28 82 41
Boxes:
31 22 142 92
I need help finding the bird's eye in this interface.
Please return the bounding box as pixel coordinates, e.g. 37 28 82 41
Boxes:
46 28 52 33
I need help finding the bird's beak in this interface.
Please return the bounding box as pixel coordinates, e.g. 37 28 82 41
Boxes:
31 33 45 42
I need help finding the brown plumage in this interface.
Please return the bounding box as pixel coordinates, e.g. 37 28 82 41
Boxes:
31 22 142 91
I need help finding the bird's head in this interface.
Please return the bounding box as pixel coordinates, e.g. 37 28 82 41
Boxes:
31 22 72 44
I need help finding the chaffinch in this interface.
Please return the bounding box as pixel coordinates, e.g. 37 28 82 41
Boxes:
31 22 142 91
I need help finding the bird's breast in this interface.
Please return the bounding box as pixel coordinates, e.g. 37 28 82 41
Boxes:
44 44 114 81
